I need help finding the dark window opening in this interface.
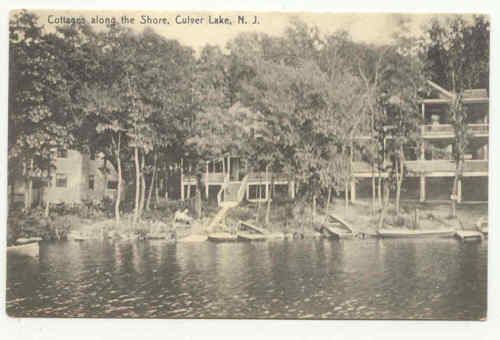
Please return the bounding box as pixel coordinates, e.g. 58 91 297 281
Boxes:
89 175 95 190
107 180 118 190
57 149 68 158
56 174 67 188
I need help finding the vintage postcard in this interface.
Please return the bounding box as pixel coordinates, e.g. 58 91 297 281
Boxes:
6 9 489 320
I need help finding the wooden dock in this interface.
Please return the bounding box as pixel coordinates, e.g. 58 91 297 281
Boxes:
455 230 483 242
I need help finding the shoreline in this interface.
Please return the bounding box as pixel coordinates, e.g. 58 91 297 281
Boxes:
8 199 486 246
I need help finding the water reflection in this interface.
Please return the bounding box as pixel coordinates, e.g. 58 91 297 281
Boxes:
7 237 486 319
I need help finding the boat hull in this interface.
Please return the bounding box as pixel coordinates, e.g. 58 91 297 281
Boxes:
377 229 456 238
7 242 40 257
237 233 266 242
207 233 238 242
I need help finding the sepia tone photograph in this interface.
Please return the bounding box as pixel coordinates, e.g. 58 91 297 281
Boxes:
6 9 489 321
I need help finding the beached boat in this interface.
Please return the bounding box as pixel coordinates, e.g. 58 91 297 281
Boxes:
376 228 456 238
476 216 488 237
238 221 269 235
15 237 43 244
319 225 354 239
237 232 267 242
207 232 238 242
455 230 483 242
7 241 40 257
318 213 355 239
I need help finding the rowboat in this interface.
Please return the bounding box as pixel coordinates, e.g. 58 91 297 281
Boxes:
7 241 40 257
455 230 483 242
376 228 456 238
318 213 355 239
207 232 238 242
237 233 267 242
476 216 488 237
239 221 269 235
319 225 354 239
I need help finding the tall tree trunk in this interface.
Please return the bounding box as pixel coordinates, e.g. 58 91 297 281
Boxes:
10 178 15 210
344 182 349 213
312 194 317 229
139 151 146 217
395 146 405 216
371 173 376 215
114 134 122 223
450 159 463 217
326 187 332 214
146 151 157 211
377 176 382 207
133 146 140 225
195 186 202 219
24 159 33 210
155 173 160 206
377 179 391 231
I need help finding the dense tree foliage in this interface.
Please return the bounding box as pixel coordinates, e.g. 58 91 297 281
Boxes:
9 11 489 222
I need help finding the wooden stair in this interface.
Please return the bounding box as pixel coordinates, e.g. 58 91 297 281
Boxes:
208 175 249 232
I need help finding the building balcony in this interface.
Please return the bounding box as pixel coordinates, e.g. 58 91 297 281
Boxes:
353 160 488 177
421 124 488 139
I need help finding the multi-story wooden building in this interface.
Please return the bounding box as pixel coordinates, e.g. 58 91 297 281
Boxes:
353 81 488 203
11 149 123 206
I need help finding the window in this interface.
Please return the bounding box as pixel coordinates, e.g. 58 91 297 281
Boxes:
248 184 266 200
56 174 68 188
107 180 118 190
90 150 96 160
214 161 223 173
88 175 95 190
57 148 68 158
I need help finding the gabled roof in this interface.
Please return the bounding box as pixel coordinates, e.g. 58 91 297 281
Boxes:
423 80 488 104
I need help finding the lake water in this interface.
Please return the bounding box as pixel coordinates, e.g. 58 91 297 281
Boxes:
6 238 487 319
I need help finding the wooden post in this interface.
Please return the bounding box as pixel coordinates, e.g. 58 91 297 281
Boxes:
289 181 295 200
205 161 209 198
350 180 356 203
420 175 426 202
180 159 185 201
457 179 462 203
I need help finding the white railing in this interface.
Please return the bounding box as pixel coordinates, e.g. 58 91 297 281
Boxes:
421 123 488 136
217 174 230 207
237 175 249 203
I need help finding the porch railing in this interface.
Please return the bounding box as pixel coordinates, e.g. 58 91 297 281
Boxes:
217 174 230 207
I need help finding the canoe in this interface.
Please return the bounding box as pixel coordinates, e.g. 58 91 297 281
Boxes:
207 232 238 242
15 237 43 244
237 233 267 242
377 228 456 238
7 242 40 257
